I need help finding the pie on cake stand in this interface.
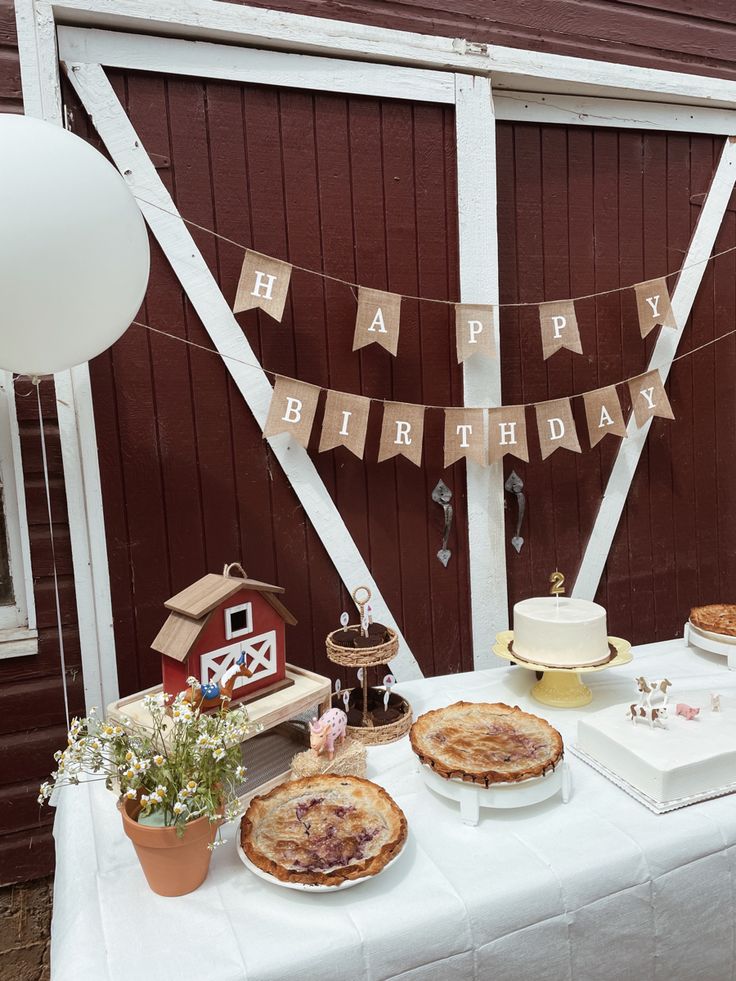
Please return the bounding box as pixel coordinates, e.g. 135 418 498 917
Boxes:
685 604 736 671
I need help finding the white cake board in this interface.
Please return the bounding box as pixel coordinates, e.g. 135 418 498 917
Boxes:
684 620 736 671
570 744 736 814
418 760 570 826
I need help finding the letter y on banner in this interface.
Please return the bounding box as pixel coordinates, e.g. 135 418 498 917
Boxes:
263 376 321 447
378 402 425 466
634 278 677 338
234 250 292 322
627 369 675 428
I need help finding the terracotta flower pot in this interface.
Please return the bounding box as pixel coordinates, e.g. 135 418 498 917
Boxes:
120 798 222 897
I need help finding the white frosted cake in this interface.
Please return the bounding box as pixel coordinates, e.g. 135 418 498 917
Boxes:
512 596 609 668
577 694 734 803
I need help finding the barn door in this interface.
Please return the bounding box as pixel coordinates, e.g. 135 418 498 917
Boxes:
58 28 506 693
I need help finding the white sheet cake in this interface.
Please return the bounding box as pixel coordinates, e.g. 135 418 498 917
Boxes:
577 693 733 803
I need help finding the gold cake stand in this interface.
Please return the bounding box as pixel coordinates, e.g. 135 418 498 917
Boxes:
493 631 633 708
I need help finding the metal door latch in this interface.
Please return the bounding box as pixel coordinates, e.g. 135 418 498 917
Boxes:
504 471 525 553
431 479 453 567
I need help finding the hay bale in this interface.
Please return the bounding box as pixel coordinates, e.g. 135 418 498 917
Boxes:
290 738 367 780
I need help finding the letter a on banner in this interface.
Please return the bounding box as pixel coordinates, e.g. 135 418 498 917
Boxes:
353 287 402 356
319 390 370 458
233 250 292 322
487 406 529 464
263 376 321 447
444 408 486 468
378 402 424 466
627 369 675 429
634 278 677 338
455 304 496 363
538 300 583 360
583 385 627 447
535 398 581 460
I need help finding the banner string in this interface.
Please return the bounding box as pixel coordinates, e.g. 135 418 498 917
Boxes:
132 318 736 411
133 194 736 310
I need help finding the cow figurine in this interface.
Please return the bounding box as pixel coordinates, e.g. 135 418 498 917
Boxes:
309 708 348 760
676 703 700 721
629 703 668 729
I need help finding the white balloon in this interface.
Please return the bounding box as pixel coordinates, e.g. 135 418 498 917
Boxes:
0 114 150 375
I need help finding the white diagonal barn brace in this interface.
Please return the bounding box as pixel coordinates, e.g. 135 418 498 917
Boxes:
574 137 736 601
64 60 424 679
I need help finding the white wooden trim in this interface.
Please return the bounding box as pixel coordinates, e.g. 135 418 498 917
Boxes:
15 0 62 124
47 0 736 110
455 75 507 669
573 137 736 602
64 60 423 681
495 91 736 136
57 27 456 104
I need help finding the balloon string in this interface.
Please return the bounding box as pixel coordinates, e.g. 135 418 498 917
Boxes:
36 381 70 730
132 193 736 309
131 318 736 410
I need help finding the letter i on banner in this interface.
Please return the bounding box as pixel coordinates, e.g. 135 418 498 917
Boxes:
582 385 627 447
535 398 581 460
263 376 321 447
233 250 292 322
538 300 583 360
378 402 425 466
627 369 675 428
444 409 486 468
487 406 529 464
319 390 371 458
353 287 402 356
455 305 496 363
634 278 677 338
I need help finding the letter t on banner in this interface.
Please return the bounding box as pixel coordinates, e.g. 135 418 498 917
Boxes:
378 402 425 466
233 250 292 322
353 287 402 356
444 408 486 467
263 376 321 447
535 398 581 460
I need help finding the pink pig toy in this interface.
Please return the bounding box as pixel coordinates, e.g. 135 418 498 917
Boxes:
676 703 700 721
309 708 348 759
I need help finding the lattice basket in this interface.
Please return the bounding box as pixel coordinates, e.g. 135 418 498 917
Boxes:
331 687 412 746
325 624 399 667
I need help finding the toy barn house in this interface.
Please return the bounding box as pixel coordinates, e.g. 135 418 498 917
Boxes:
151 565 297 704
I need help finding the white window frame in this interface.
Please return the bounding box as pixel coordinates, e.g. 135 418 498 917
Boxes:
224 602 253 641
0 372 37 657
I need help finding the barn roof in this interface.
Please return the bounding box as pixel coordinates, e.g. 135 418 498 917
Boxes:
151 571 297 662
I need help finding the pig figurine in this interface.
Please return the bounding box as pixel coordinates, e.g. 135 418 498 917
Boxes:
309 708 348 760
676 703 700 721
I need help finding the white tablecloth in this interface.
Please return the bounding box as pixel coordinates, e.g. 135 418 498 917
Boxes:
51 641 736 981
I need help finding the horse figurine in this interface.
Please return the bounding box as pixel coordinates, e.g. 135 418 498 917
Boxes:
183 653 252 711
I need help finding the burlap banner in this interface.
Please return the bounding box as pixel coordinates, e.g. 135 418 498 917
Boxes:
455 304 496 364
535 398 581 460
353 287 402 356
233 250 292 322
583 385 628 447
319 390 370 458
539 300 583 360
378 402 424 466
444 408 486 468
487 406 529 464
634 278 677 338
628 369 675 429
263 376 320 447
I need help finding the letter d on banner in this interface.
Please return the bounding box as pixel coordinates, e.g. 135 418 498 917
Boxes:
263 376 321 447
535 397 581 460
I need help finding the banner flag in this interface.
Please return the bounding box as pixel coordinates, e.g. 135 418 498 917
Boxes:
234 250 292 322
353 287 402 356
583 385 628 447
263 376 321 447
628 369 675 428
487 406 529 464
455 304 496 363
378 402 425 466
535 397 582 460
634 278 677 338
444 408 486 467
319 390 371 458
539 300 583 360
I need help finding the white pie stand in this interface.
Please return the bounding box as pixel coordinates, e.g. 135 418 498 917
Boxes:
418 760 570 826
684 619 736 671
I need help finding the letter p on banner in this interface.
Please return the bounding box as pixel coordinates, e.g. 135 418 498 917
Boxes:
263 376 321 446
233 250 292 322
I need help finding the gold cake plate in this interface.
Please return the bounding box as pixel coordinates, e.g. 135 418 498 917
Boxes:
493 631 633 708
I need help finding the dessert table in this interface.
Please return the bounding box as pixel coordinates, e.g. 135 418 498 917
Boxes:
50 640 736 981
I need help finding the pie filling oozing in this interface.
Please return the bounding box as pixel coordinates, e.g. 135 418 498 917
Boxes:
241 775 407 884
410 701 564 785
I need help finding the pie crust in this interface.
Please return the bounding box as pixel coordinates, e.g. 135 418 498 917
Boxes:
240 774 407 885
690 604 736 637
410 701 563 785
